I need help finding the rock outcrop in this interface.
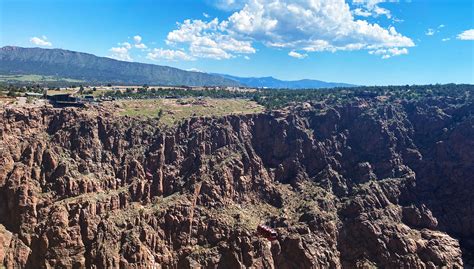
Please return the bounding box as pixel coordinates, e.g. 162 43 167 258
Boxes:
0 93 472 268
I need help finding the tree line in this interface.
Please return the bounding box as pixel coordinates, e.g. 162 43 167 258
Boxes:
2 83 472 109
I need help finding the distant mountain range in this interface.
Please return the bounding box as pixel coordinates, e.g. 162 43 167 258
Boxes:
217 74 355 89
0 46 354 88
0 46 238 86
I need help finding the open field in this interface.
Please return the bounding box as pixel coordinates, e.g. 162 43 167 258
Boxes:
0 74 84 83
117 98 264 126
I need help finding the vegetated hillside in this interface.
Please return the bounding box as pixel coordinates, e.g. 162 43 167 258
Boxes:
0 85 473 268
0 46 240 86
217 74 355 89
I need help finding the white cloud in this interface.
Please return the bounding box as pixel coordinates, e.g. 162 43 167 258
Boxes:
369 47 408 59
189 45 233 60
352 0 397 19
147 48 194 61
186 68 203 72
109 42 133 61
109 45 132 61
120 42 132 49
132 35 147 49
457 29 474 41
166 18 255 59
30 36 52 47
288 51 308 59
438 24 445 28
353 8 372 17
425 28 435 36
135 43 147 49
372 6 391 18
442 37 450 42
353 0 397 7
109 35 149 60
133 35 142 43
210 0 247 11
224 0 413 53
203 13 210 18
156 0 413 60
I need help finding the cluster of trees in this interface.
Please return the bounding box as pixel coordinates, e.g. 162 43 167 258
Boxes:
103 84 473 109
2 82 471 109
0 84 100 96
0 84 44 93
104 88 250 100
0 84 45 97
253 84 473 109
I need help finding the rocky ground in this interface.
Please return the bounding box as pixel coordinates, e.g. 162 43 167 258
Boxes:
0 91 473 268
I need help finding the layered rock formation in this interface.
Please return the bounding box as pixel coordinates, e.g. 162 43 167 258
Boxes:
0 93 472 268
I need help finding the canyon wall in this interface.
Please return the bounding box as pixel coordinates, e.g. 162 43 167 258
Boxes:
0 96 472 268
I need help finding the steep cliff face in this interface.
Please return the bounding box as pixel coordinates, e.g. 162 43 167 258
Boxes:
0 96 472 268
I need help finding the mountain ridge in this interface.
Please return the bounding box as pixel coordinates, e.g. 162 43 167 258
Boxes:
217 73 355 89
0 46 240 86
1 46 354 88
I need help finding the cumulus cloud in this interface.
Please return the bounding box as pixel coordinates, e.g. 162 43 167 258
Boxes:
352 0 397 19
152 0 413 60
109 35 149 61
369 47 408 59
109 42 133 61
133 35 142 43
147 48 194 61
166 18 255 59
109 45 132 61
441 37 450 42
30 36 52 47
133 35 147 49
288 51 308 59
457 29 474 40
229 0 412 55
210 0 247 11
120 42 132 49
353 8 372 17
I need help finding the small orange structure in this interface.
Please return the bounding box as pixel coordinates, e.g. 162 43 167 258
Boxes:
257 224 277 241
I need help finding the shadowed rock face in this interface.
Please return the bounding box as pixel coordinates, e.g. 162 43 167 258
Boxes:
0 95 472 268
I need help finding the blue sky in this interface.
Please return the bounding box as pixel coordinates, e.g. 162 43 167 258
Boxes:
0 0 473 85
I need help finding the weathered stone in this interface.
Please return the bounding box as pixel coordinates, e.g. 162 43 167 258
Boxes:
0 96 471 268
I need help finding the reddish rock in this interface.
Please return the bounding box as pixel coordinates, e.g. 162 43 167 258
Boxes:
0 95 471 268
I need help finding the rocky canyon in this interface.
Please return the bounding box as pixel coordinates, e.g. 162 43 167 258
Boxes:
0 90 473 268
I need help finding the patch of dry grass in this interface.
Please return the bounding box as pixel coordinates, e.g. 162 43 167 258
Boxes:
118 98 264 126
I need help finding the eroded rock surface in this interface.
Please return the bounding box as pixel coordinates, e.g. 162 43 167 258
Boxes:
0 94 472 268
